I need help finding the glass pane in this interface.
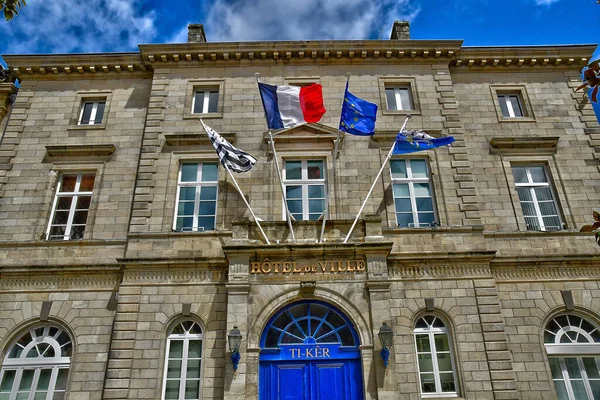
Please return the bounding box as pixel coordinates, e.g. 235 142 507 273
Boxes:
179 187 196 201
538 201 557 217
198 217 215 231
509 96 523 117
19 370 34 390
525 217 540 231
201 163 218 182
534 187 553 202
512 167 528 184
393 184 409 197
167 360 182 379
396 213 413 228
529 166 547 183
583 357 600 379
542 216 562 231
399 88 412 110
498 96 510 117
52 211 70 225
590 381 600 400
199 186 217 201
0 371 15 392
308 199 324 213
72 211 88 224
433 317 445 328
181 164 198 182
188 341 202 359
16 393 28 400
169 341 183 358
285 161 302 180
80 102 93 124
420 374 436 393
395 199 412 213
184 380 200 399
285 186 302 199
416 198 433 212
61 175 77 192
307 161 324 180
172 324 185 335
76 196 91 210
338 326 355 346
0 395 9 400
437 352 453 372
516 187 533 202
54 370 68 391
414 183 431 197
208 91 219 113
189 323 201 335
34 393 47 400
418 353 433 373
176 217 193 231
385 87 397 110
49 226 66 239
549 358 563 379
287 200 302 214
178 202 195 216
308 185 324 199
94 102 105 124
565 357 582 379
439 373 456 392
56 197 72 210
415 335 431 352
193 92 205 114
198 201 216 216
390 160 407 179
410 159 427 178
26 347 38 358
571 381 589 400
434 334 449 352
79 175 95 191
418 213 435 226
36 370 52 391
70 225 85 240
553 380 569 400
187 359 201 379
164 380 180 400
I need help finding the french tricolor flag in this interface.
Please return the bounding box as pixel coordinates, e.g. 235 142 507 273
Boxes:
258 82 327 129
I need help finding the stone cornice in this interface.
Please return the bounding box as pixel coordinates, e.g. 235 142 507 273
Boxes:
489 136 560 155
2 52 149 78
45 144 116 158
223 241 394 260
452 44 596 69
0 264 122 291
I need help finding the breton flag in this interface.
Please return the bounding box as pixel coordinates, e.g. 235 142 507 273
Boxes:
339 82 378 136
258 82 326 129
201 120 257 173
577 46 600 124
393 130 455 155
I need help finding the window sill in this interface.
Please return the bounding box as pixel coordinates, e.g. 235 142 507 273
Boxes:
421 395 461 400
498 117 536 123
183 112 223 120
67 124 107 131
381 109 421 116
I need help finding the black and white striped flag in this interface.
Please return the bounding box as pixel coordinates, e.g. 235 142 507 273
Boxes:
201 120 257 173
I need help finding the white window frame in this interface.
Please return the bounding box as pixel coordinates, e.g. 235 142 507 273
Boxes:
414 316 459 398
0 326 71 400
385 85 413 111
497 93 525 118
46 173 95 241
173 162 219 232
390 158 437 228
282 159 327 221
191 89 219 114
512 165 562 231
544 314 600 400
77 100 105 125
162 321 204 400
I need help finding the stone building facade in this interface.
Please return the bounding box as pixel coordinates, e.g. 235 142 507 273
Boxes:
0 22 598 400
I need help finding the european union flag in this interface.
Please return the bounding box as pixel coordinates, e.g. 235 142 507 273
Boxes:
339 83 377 136
393 130 455 155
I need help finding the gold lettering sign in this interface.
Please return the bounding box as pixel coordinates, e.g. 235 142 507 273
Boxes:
250 258 366 275
289 346 331 359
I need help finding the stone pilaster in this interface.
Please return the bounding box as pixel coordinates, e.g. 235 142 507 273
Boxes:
0 82 21 199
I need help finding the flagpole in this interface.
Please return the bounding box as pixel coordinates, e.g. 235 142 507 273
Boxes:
343 115 412 244
319 73 350 243
223 164 271 245
255 73 296 243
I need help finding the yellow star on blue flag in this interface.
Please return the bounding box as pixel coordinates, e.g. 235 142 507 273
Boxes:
339 82 378 136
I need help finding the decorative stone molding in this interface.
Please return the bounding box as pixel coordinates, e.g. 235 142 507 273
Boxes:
45 144 116 159
265 123 342 153
122 267 226 285
389 264 493 279
0 265 121 291
163 132 235 147
490 136 559 155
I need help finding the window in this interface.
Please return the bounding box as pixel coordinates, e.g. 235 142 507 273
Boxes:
544 314 600 400
283 160 326 221
497 93 525 118
0 326 71 400
512 165 562 231
192 89 218 114
78 100 105 125
163 321 203 400
414 315 458 397
46 173 95 240
385 86 413 111
390 159 436 228
174 162 218 232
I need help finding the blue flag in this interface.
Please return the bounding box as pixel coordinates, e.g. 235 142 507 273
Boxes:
393 130 455 155
339 82 377 136
580 46 600 124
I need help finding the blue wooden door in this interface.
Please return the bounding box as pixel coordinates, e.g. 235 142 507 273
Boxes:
259 301 364 400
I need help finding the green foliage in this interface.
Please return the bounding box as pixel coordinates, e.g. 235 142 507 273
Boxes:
1 0 26 21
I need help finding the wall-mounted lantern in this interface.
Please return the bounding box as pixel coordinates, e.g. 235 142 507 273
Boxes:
378 322 394 368
228 326 242 372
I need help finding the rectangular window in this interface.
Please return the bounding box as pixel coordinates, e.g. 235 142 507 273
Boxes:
46 173 95 240
174 162 219 232
78 100 105 125
192 89 219 114
512 165 562 231
283 160 326 221
385 86 413 111
390 159 436 228
497 93 525 118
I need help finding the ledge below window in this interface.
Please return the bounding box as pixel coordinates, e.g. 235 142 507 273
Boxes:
163 132 236 147
489 136 559 155
44 144 116 160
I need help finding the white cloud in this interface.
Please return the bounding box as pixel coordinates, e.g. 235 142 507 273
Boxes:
0 0 157 54
534 0 561 5
204 0 420 42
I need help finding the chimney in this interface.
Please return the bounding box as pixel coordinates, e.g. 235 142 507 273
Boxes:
390 20 410 40
188 24 207 43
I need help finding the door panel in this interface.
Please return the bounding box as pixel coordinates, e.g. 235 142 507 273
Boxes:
314 363 345 400
277 364 308 400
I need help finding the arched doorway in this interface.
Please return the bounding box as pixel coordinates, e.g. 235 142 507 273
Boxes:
259 300 364 400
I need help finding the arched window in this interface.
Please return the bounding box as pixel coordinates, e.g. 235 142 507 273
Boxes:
544 314 600 400
0 325 71 400
414 315 458 396
162 321 203 400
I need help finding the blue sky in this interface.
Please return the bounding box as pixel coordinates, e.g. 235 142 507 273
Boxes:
0 0 597 56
